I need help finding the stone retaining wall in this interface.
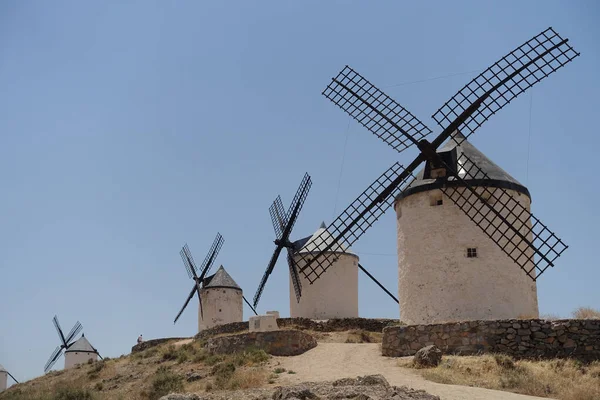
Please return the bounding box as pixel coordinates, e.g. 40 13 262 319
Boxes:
207 330 317 356
131 337 188 353
195 317 400 341
382 319 600 361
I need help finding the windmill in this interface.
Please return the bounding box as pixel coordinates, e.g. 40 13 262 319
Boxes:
253 173 398 318
174 233 256 331
297 27 578 322
253 173 312 310
0 364 18 392
44 315 100 372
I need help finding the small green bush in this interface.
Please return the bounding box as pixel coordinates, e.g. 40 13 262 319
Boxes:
53 386 94 400
273 367 286 374
147 368 184 400
212 362 236 389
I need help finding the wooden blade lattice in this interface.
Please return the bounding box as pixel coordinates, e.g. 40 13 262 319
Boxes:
323 66 432 153
442 153 568 280
298 162 413 283
433 27 579 143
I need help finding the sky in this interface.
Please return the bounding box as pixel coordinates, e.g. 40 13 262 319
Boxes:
0 0 598 384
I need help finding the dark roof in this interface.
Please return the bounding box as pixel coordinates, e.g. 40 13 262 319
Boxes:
65 335 98 354
396 132 530 201
203 266 242 291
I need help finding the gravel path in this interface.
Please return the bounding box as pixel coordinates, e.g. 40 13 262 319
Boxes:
273 343 552 400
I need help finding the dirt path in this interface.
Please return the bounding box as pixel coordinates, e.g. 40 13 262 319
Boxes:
272 343 551 400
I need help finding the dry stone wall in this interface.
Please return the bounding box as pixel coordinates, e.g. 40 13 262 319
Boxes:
195 317 400 341
207 330 317 356
131 337 187 353
382 319 600 361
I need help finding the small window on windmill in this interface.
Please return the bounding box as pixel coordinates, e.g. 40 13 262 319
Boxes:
467 248 478 258
430 193 443 207
219 308 222 312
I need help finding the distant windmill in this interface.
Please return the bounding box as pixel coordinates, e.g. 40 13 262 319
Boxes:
44 316 100 373
253 173 398 318
298 27 578 323
174 233 256 332
0 363 18 392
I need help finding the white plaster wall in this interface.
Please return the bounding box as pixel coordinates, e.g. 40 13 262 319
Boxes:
0 371 7 392
249 315 279 332
290 253 359 319
395 188 538 324
64 352 98 369
199 288 243 332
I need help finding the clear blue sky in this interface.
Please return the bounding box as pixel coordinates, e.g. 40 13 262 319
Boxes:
1 0 598 383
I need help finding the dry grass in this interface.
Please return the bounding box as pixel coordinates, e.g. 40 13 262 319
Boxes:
399 354 600 400
572 307 600 319
344 329 382 344
0 339 270 400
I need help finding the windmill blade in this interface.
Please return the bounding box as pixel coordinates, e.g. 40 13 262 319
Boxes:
284 173 312 234
7 370 19 383
269 196 287 240
298 162 414 283
441 153 568 280
174 283 198 324
323 65 433 153
44 346 63 373
253 244 285 308
432 27 579 143
358 263 398 304
198 233 224 281
52 315 67 347
287 248 302 303
243 295 258 315
180 244 198 279
65 321 83 345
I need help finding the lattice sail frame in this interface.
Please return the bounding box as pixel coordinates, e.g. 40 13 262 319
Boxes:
253 173 312 308
441 153 568 280
433 27 580 143
303 27 578 285
198 233 224 278
323 66 432 153
298 163 413 283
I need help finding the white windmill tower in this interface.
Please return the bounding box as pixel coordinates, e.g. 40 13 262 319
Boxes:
290 222 358 319
0 363 18 392
63 333 101 369
298 28 576 324
199 266 244 330
394 133 539 323
44 316 101 373
253 173 399 318
174 234 256 332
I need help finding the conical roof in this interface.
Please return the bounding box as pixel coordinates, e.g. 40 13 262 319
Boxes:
397 132 530 201
293 222 356 256
65 334 98 354
204 266 242 291
0 363 6 373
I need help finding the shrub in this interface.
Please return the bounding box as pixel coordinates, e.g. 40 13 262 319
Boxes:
53 386 94 400
147 368 184 400
494 354 516 370
273 368 286 374
212 362 236 389
572 307 600 319
87 360 105 379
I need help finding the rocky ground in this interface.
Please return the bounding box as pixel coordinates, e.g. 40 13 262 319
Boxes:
159 374 440 400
